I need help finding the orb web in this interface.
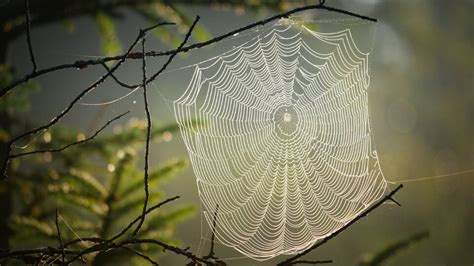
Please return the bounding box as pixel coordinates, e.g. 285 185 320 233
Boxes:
172 20 387 260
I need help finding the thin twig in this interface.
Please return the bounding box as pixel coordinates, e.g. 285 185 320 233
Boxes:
111 196 180 242
55 208 66 265
131 36 151 238
119 238 210 265
204 204 218 260
144 15 200 86
9 111 129 159
203 204 225 265
0 2 376 98
118 246 158 265
24 0 37 73
277 185 404 266
131 15 200 238
65 237 212 265
101 63 137 89
0 247 82 260
147 3 376 58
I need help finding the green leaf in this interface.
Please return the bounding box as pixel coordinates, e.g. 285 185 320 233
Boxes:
141 205 195 236
56 169 107 199
166 5 211 42
107 152 136 199
359 230 430 266
61 19 75 33
0 64 38 115
110 191 161 221
49 184 106 216
8 216 55 238
119 159 187 197
94 11 122 59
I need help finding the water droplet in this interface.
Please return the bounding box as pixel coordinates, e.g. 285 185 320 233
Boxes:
107 164 116 172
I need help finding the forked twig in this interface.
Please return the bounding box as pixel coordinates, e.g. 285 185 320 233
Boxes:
131 15 200 238
131 36 151 238
203 204 224 264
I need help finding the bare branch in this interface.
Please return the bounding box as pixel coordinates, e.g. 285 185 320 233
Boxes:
24 0 37 73
144 15 200 85
0 2 376 98
132 15 200 238
0 247 82 261
118 238 211 265
118 246 159 265
147 3 376 58
1 21 172 180
131 36 151 238
111 196 180 242
9 111 129 159
101 63 137 89
203 204 225 265
277 185 404 266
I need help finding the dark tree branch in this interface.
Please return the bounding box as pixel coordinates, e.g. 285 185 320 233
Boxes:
203 204 225 265
131 36 151 238
55 208 66 265
1 22 172 180
110 196 180 242
144 15 200 86
101 63 137 89
9 111 129 159
205 204 219 259
132 15 199 238
118 238 211 265
119 246 158 265
0 247 82 261
202 205 225 265
0 2 376 98
277 185 404 266
147 3 376 58
24 0 37 73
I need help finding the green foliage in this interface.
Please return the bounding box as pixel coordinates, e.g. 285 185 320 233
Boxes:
94 11 123 59
359 231 430 266
0 65 38 118
6 116 195 264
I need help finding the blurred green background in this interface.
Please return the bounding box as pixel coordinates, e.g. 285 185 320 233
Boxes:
0 0 472 265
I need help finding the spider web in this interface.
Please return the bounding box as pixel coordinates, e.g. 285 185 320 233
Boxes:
171 19 387 260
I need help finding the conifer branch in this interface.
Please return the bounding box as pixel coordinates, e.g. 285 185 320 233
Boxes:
9 111 129 159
